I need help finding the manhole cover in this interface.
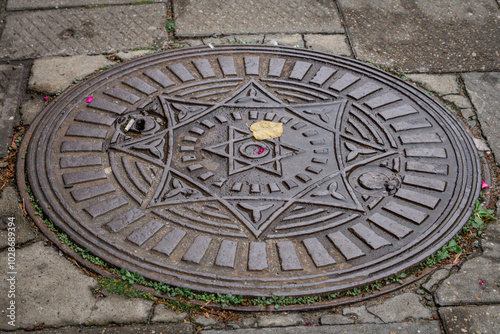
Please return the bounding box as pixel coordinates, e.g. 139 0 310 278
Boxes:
24 45 480 297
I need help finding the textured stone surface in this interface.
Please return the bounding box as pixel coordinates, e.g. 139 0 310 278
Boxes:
304 34 351 56
234 35 265 44
462 72 500 160
174 0 343 37
435 222 500 305
28 55 113 95
257 314 305 327
0 242 152 330
7 0 162 10
443 94 472 109
0 4 168 60
422 268 450 291
264 34 304 47
87 294 153 325
439 305 500 334
320 313 355 325
20 97 46 124
407 74 460 95
178 39 205 47
14 323 194 334
0 64 25 157
201 321 442 333
115 50 154 62
367 293 433 323
342 306 382 323
151 304 187 323
339 0 500 72
0 242 97 330
0 186 37 250
193 315 218 327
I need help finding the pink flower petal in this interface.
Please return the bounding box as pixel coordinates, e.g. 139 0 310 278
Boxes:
86 95 94 103
481 180 490 188
44 96 48 101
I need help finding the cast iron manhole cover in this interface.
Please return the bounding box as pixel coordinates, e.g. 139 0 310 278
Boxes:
24 45 480 297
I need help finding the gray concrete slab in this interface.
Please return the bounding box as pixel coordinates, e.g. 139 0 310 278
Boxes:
439 305 500 334
366 293 433 323
0 242 152 330
174 0 343 37
0 4 168 60
0 186 37 250
462 72 500 161
0 323 193 333
338 0 500 72
201 321 442 333
7 0 163 11
0 64 25 158
435 222 500 306
304 34 352 57
28 55 113 95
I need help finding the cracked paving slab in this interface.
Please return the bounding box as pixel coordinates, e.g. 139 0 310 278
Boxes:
435 222 500 306
338 0 500 72
174 0 344 37
0 3 168 60
462 72 500 161
0 242 152 330
200 321 442 333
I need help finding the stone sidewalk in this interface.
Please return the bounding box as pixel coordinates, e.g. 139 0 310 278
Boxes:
0 0 499 333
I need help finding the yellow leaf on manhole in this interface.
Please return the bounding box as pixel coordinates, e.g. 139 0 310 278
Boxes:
249 121 283 140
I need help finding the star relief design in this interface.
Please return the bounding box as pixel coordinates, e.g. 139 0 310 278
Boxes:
108 79 391 238
203 125 304 177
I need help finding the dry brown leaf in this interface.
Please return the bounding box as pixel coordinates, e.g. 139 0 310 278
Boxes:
249 121 283 140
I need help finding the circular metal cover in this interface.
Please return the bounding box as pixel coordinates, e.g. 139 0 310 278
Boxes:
25 45 480 297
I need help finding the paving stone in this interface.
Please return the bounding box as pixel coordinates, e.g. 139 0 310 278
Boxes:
367 293 433 323
202 37 236 45
342 306 382 324
0 64 25 158
87 294 153 325
338 0 500 72
439 305 500 334
320 313 355 325
178 39 205 47
263 34 304 47
151 304 187 323
19 97 46 124
460 108 476 120
12 323 193 334
115 50 154 62
174 0 343 37
0 242 97 330
0 186 37 250
462 72 500 160
407 74 460 95
193 315 218 327
201 321 442 333
28 55 113 95
422 268 450 291
256 314 305 327
472 137 491 152
435 222 500 305
234 35 265 44
443 94 472 109
7 0 163 11
0 4 168 60
304 34 351 56
0 241 152 330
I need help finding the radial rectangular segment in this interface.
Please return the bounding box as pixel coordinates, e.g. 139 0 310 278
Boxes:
127 220 164 246
182 236 212 264
349 223 392 249
327 231 365 260
152 229 186 256
303 237 336 267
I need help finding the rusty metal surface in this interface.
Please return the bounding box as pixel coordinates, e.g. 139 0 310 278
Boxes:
23 45 480 297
